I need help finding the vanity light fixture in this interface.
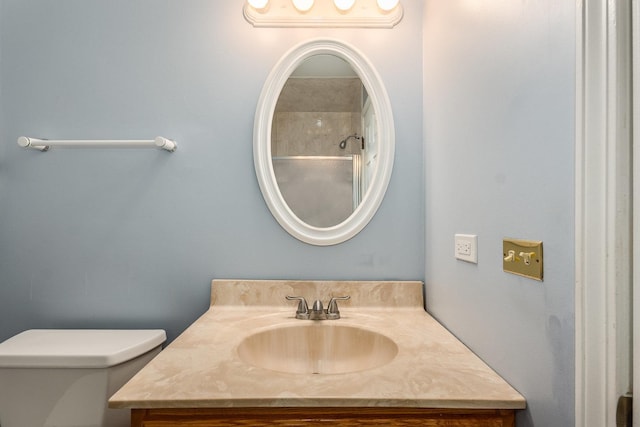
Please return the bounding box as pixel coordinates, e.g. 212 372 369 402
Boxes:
292 0 314 12
243 0 403 28
248 0 269 9
376 0 399 11
334 0 356 11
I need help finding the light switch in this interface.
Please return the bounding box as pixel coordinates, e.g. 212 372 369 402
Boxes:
503 238 543 281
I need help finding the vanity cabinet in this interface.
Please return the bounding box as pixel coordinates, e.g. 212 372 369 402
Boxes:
131 407 516 427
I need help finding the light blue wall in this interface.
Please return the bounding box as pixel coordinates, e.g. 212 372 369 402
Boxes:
423 2 575 426
0 1 578 425
0 0 425 342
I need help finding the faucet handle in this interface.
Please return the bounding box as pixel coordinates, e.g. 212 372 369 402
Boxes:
326 296 350 320
286 296 310 320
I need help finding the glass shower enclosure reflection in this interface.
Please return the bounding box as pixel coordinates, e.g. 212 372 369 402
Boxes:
272 155 362 228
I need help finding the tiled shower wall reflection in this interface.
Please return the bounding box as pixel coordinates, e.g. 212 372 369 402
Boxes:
272 78 362 156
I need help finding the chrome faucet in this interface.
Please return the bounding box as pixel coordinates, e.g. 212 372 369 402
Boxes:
327 296 350 319
285 296 310 320
310 299 326 320
286 296 350 320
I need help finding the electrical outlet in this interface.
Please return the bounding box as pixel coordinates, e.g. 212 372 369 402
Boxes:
456 240 471 255
455 234 478 263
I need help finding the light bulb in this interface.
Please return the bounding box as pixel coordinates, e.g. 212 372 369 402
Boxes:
334 0 355 11
248 0 269 9
377 0 399 11
292 0 314 12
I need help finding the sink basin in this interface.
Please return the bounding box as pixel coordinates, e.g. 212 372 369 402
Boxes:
237 324 398 374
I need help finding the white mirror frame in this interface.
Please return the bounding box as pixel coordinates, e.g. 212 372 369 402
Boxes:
253 38 395 246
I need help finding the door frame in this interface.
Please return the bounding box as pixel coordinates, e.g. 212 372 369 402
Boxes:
575 0 633 425
632 1 639 424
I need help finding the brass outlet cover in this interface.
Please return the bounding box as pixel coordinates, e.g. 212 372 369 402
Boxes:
503 238 543 281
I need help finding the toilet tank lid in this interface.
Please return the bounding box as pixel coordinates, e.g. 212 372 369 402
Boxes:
0 329 166 368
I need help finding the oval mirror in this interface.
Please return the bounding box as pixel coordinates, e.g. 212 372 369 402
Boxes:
254 39 395 245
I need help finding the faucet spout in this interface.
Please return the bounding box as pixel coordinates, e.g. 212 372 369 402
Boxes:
310 300 327 320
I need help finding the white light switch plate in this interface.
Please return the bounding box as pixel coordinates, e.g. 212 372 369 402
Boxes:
455 234 478 263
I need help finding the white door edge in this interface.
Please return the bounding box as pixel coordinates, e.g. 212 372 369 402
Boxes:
575 0 633 426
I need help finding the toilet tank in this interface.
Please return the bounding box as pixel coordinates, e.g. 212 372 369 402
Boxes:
0 329 166 427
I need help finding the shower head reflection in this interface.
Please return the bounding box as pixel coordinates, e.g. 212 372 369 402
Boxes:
339 134 363 150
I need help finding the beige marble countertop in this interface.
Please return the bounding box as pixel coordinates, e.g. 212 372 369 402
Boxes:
109 280 525 410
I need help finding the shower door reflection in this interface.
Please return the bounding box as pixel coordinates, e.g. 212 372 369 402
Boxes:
272 156 362 228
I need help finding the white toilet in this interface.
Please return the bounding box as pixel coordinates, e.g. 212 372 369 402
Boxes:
0 329 166 427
